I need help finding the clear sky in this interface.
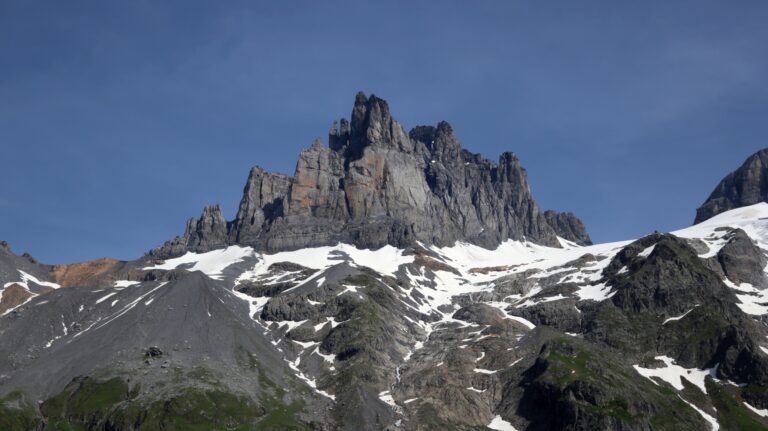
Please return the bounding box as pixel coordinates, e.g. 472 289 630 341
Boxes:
2 1 767 263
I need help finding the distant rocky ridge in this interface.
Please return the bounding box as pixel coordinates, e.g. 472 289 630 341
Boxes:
150 92 590 259
696 148 768 223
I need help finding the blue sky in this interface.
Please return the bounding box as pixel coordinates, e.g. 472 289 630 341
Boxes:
2 1 767 263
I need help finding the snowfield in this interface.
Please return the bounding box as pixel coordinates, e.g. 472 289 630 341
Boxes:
144 245 255 279
633 356 716 394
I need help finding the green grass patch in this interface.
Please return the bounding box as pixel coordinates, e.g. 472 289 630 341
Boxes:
708 381 768 431
38 374 311 431
0 391 41 431
545 339 594 385
254 397 307 431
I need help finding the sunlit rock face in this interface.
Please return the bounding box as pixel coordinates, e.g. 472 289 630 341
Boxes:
150 92 590 259
696 148 768 224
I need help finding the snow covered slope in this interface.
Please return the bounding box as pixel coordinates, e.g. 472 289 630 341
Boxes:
133 205 768 428
2 204 768 430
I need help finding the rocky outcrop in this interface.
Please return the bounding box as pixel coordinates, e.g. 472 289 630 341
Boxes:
695 148 768 223
513 299 583 333
715 228 768 289
516 335 708 431
583 233 768 388
183 204 228 252
150 92 591 258
544 210 592 245
227 167 293 246
152 204 229 257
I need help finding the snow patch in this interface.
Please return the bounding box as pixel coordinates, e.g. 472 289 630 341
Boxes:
744 401 768 418
378 390 396 407
313 346 335 364
488 415 519 431
723 279 768 315
678 396 719 430
575 283 615 302
474 368 500 374
663 306 698 324
242 243 413 281
505 315 536 330
279 319 308 332
3 270 60 290
633 356 714 394
144 246 254 279
638 245 656 258
287 360 335 400
336 284 363 297
95 292 118 304
313 317 342 331
673 203 768 259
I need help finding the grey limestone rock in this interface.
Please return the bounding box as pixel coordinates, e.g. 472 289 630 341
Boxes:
228 167 293 245
185 204 228 252
512 298 582 333
544 210 592 245
150 92 591 258
716 228 768 288
151 204 228 257
695 148 768 223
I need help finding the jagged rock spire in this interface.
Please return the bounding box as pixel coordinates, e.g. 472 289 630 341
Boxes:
184 204 228 251
150 92 591 258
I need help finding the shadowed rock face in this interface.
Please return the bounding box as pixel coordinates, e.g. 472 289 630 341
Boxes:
151 92 590 258
695 148 768 223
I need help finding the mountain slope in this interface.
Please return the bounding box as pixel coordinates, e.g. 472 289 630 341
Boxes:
4 203 768 430
0 242 59 314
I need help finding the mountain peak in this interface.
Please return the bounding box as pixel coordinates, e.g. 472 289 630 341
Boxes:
150 93 591 258
695 148 768 223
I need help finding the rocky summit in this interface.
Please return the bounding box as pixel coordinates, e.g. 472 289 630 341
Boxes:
150 92 590 259
1 94 768 431
696 149 768 224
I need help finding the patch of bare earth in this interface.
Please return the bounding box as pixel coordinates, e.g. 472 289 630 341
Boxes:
413 254 461 275
468 265 513 274
0 284 33 313
50 258 121 287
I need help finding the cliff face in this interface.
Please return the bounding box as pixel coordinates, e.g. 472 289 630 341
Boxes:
151 92 591 258
695 148 768 224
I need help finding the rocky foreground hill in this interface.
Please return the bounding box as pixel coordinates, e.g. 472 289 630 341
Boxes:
1 94 767 430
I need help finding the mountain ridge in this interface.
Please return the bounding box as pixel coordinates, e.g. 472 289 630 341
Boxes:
149 92 591 259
